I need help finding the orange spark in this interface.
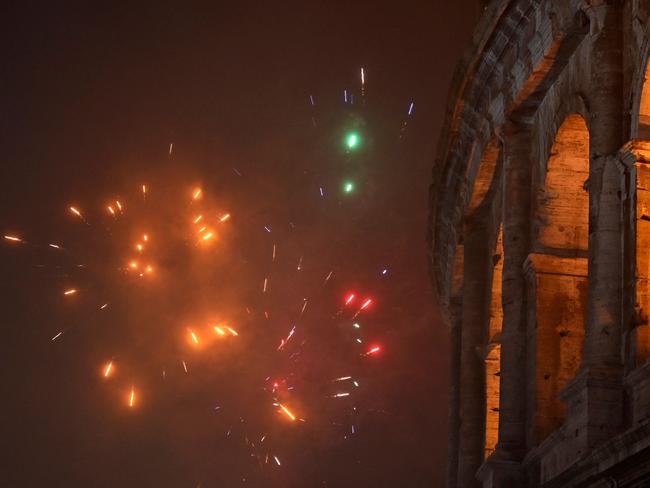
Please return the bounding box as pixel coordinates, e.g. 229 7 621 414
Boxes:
63 289 77 296
129 387 136 408
143 234 148 241
226 327 238 336
145 265 153 273
213 326 226 336
4 235 22 242
49 243 61 249
116 200 122 211
193 215 203 224
69 206 82 218
103 361 113 378
279 404 296 421
189 329 199 344
193 188 202 200
136 243 143 252
219 213 231 222
129 261 138 269
202 232 214 241
107 205 115 216
142 184 147 194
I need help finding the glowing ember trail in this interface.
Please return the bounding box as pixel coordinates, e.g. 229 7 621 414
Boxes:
278 404 296 421
69 206 82 218
360 298 373 310
103 361 113 378
129 387 136 408
3 235 22 242
344 293 356 306
63 289 77 296
365 346 381 356
192 188 202 200
190 330 199 344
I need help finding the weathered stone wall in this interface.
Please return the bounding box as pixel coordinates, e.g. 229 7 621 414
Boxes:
430 1 650 486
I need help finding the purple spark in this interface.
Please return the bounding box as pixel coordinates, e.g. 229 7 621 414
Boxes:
407 101 415 116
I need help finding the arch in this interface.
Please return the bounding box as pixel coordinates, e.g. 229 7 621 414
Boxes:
467 141 501 215
638 60 650 139
632 53 650 367
526 113 589 447
484 226 502 459
536 114 589 255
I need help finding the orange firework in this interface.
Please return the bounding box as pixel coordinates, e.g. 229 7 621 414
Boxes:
189 329 199 344
103 361 113 378
278 404 296 421
128 387 136 408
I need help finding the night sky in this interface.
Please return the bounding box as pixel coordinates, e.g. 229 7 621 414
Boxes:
0 2 476 487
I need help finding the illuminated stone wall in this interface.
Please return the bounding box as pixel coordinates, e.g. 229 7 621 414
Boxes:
430 1 650 486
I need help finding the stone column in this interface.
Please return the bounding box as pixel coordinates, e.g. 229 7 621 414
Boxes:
584 1 624 369
457 218 492 488
478 123 530 487
560 2 625 452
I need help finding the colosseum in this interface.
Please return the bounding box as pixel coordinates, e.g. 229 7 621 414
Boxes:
430 1 650 486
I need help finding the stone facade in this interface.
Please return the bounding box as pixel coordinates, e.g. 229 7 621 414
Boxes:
429 1 650 486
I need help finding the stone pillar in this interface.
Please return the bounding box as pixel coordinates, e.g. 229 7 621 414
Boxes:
457 219 492 488
560 2 625 452
478 123 530 486
584 2 624 369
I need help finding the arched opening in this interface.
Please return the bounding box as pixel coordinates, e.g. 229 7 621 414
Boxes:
633 62 650 367
536 114 589 254
484 225 502 458
526 114 589 446
639 60 650 139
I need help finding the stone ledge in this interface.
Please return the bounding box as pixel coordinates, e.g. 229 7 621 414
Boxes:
624 360 650 425
524 252 588 277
